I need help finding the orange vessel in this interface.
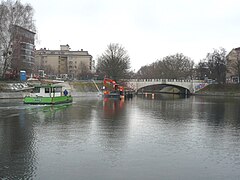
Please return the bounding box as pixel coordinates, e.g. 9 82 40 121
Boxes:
103 78 124 99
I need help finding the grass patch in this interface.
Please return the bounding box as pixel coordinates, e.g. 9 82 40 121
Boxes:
196 84 240 96
70 81 103 92
200 84 240 92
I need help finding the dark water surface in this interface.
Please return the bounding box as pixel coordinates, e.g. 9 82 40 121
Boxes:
1 95 240 180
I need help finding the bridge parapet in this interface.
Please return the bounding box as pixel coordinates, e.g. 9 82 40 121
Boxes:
127 79 204 83
124 79 208 93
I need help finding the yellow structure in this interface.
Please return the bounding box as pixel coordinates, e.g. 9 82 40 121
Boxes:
35 45 94 79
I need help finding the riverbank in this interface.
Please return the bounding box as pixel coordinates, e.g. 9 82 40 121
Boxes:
194 84 240 96
1 81 240 99
0 81 103 99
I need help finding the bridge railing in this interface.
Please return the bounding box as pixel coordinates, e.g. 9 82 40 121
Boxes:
124 79 205 83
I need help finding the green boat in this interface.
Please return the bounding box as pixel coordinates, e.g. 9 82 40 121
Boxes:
24 84 73 104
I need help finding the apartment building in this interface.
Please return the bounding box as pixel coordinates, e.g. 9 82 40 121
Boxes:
226 47 240 83
35 45 94 79
11 25 35 75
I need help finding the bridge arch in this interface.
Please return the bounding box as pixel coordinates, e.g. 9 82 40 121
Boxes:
125 79 208 94
136 83 191 95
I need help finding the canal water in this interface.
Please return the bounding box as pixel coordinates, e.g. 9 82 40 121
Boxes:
1 95 240 179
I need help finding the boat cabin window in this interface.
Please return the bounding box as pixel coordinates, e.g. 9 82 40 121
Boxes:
55 87 62 93
44 87 62 93
33 87 40 93
45 88 50 93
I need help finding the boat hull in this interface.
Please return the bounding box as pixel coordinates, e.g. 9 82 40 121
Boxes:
23 95 73 104
103 92 124 99
104 94 120 99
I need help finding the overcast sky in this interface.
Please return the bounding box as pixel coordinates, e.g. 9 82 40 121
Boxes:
22 0 240 71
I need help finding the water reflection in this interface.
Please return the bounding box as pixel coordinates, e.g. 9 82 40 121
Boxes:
138 93 188 100
191 96 240 173
97 98 130 163
0 101 72 179
192 96 240 128
28 103 72 123
102 98 125 119
0 103 36 179
1 96 240 179
136 94 193 124
132 96 240 178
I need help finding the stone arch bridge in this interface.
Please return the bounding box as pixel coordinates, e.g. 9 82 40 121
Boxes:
125 79 208 94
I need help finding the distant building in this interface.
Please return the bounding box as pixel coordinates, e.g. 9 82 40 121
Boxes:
35 45 94 79
11 25 35 75
0 46 3 75
226 47 240 83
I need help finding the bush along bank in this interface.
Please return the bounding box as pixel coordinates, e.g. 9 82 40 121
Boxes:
195 84 240 96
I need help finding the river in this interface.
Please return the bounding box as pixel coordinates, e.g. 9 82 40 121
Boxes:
1 95 240 180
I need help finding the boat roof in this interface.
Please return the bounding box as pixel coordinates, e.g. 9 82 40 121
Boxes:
33 84 63 88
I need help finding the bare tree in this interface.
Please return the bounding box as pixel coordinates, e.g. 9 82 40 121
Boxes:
196 60 210 80
77 62 92 80
137 64 158 79
0 0 35 78
161 53 194 79
136 53 194 79
205 48 227 84
97 43 131 80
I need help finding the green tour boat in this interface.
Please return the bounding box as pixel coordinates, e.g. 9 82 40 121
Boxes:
24 84 73 104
